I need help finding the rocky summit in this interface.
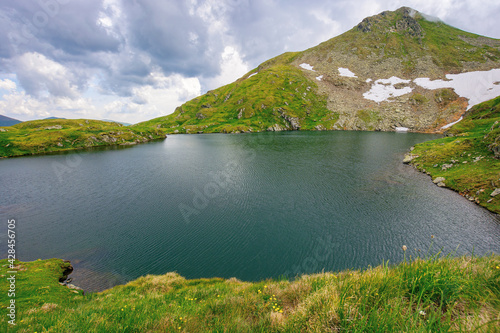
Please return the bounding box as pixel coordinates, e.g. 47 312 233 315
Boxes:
140 7 500 134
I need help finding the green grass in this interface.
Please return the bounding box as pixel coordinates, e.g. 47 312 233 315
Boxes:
0 119 166 158
409 96 500 214
1 254 499 332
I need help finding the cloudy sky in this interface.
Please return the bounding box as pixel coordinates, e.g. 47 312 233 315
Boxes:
0 0 499 124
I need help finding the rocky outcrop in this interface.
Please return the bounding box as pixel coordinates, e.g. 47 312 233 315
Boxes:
45 125 63 130
267 124 286 132
59 260 74 283
395 7 424 38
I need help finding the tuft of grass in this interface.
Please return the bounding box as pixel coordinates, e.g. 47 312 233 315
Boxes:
1 254 499 332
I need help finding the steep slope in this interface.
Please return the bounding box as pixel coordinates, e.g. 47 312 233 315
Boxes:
406 95 500 214
0 119 166 158
141 7 500 134
0 115 22 127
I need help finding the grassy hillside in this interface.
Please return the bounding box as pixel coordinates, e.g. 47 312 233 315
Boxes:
1 255 499 332
0 119 166 158
139 53 333 134
407 95 500 214
141 7 500 134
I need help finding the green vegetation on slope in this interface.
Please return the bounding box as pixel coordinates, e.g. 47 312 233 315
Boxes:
139 53 332 134
1 255 499 332
0 119 166 158
325 8 500 73
408 95 500 214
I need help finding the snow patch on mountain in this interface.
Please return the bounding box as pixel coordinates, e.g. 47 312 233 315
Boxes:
299 63 315 71
363 77 413 103
414 68 500 109
338 68 357 78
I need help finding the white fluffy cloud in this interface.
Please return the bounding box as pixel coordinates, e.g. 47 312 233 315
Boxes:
0 79 16 91
0 90 96 120
13 52 83 99
205 46 250 89
102 72 202 123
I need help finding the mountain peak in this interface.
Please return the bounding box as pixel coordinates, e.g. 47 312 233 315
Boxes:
142 7 500 135
356 7 439 37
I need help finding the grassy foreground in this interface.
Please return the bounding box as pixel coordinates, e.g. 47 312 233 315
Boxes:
408 96 500 214
1 254 499 332
0 119 166 158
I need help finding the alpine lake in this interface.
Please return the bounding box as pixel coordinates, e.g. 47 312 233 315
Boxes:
1 131 499 292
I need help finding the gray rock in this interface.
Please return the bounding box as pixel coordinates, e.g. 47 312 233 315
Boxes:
285 116 301 130
45 125 63 130
267 124 285 132
491 188 500 197
67 283 83 291
237 108 244 119
433 177 446 184
473 156 483 163
403 153 418 164
441 164 453 170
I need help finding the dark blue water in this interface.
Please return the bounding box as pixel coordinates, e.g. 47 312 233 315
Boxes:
1 131 498 291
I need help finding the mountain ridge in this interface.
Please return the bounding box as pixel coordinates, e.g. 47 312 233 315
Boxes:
139 7 500 134
0 114 22 127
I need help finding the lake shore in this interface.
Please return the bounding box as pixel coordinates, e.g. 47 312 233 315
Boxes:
404 96 500 215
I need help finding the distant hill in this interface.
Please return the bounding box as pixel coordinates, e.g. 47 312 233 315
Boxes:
0 119 166 158
0 115 22 127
